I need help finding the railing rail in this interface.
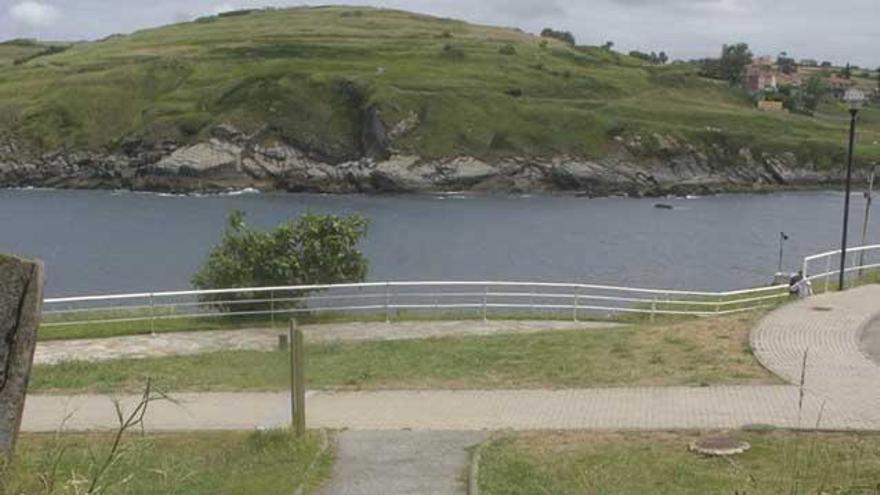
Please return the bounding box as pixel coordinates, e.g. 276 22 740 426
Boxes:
40 246 880 334
802 244 880 292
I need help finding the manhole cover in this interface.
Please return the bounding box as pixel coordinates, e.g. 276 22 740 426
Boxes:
811 306 833 312
689 436 751 456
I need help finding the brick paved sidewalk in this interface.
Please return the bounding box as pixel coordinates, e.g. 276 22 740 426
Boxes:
750 284 880 428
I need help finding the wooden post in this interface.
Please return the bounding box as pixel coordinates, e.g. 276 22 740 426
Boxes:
650 297 657 323
289 320 306 437
0 255 44 458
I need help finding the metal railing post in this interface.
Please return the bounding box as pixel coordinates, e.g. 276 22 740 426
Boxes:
270 290 275 328
573 287 580 322
149 293 156 335
530 290 536 316
650 296 657 323
824 256 832 293
385 283 392 323
482 286 488 322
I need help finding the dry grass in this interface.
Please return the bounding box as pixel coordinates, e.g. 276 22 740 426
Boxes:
31 313 778 393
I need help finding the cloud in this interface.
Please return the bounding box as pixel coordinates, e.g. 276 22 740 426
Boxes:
9 1 61 28
491 0 565 19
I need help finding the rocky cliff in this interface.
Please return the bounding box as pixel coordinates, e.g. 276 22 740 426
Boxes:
0 124 850 196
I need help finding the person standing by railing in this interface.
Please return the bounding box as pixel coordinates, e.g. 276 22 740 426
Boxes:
788 271 813 298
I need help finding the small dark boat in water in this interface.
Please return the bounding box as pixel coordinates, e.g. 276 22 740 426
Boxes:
654 203 674 210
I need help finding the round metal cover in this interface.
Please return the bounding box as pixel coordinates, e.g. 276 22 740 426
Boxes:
689 436 751 456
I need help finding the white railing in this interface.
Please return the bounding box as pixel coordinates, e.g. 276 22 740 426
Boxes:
41 281 789 333
39 246 880 335
802 244 880 293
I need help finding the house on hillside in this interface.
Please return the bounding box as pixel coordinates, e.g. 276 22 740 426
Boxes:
745 63 777 92
827 76 857 98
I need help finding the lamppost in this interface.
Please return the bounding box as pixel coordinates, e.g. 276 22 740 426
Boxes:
778 231 789 273
838 88 866 291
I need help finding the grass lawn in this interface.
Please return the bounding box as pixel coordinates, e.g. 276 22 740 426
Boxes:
1 430 330 495
478 431 880 494
1 7 877 166
30 313 778 393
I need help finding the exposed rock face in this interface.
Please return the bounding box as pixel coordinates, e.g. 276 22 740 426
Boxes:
0 125 857 196
0 255 44 457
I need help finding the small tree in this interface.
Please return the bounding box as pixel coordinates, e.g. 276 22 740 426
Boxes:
540 28 576 46
192 211 369 311
719 42 753 85
777 51 797 74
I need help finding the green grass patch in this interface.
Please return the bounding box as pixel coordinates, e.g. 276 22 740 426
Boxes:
1 430 331 495
479 431 880 494
31 313 778 393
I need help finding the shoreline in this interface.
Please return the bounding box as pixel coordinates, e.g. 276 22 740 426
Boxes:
0 181 861 200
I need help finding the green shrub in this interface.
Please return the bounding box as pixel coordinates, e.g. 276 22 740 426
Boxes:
499 44 517 56
440 43 465 60
192 210 369 312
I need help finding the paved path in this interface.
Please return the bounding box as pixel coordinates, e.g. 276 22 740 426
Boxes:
750 284 880 429
318 431 486 495
17 386 848 432
21 285 880 432
35 320 617 365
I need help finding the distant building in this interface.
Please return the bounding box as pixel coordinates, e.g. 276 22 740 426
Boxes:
827 76 857 98
799 59 818 67
745 64 777 92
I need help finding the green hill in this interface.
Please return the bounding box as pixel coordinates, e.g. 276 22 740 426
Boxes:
0 6 877 193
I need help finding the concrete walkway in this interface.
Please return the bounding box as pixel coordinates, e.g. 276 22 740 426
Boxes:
21 285 880 433
35 320 618 365
318 431 487 495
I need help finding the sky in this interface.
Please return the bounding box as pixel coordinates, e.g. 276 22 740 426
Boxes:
1 0 878 67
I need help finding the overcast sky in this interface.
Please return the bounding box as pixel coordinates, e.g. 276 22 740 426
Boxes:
1 0 878 67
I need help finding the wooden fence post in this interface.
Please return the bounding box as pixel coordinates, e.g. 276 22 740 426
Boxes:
0 255 44 458
289 320 306 438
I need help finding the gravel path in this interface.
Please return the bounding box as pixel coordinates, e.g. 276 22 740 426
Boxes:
35 320 619 365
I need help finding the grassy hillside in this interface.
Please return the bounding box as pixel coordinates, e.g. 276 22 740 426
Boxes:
1 6 878 166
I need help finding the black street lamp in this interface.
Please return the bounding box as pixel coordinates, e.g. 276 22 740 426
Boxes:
839 88 866 291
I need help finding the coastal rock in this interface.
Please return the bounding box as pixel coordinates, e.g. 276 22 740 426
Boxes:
0 124 862 196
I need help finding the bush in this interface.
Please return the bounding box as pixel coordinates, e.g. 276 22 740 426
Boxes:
192 210 369 312
440 43 465 60
499 44 517 56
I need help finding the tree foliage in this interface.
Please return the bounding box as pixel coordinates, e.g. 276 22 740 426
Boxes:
192 211 369 311
719 43 753 84
629 50 668 64
776 52 797 75
540 28 576 46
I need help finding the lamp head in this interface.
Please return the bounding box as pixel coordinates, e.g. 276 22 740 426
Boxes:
844 88 866 111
